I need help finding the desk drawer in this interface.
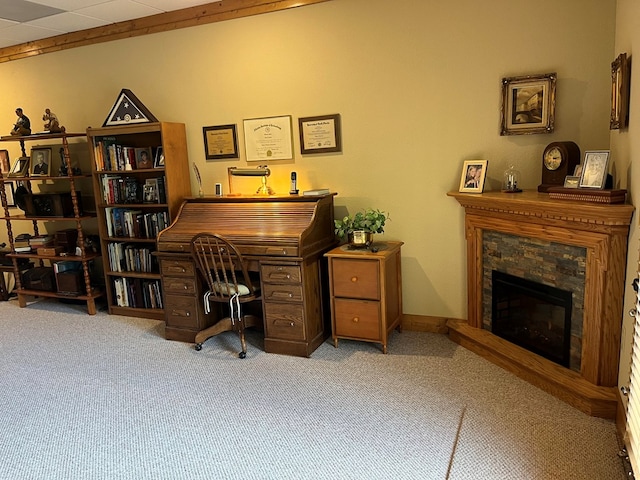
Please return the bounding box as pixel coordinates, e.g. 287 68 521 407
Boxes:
161 259 195 277
334 298 380 340
164 277 197 295
165 294 199 328
263 283 303 302
261 265 301 284
332 259 379 300
264 303 305 340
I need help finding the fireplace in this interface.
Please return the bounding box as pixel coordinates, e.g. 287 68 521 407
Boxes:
491 270 572 368
447 190 634 418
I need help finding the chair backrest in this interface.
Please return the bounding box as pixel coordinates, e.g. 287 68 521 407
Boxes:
191 233 259 302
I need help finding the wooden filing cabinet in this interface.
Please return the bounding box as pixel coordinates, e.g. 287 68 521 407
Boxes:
325 241 403 353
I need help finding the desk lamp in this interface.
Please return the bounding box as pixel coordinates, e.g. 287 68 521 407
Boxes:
227 165 274 195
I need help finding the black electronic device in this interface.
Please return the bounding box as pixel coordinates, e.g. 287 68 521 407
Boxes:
289 171 298 195
23 192 82 217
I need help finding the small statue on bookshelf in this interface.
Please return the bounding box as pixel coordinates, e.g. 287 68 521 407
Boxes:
10 107 31 136
42 108 62 133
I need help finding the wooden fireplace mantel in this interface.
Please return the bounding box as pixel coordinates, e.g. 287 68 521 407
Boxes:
447 190 634 418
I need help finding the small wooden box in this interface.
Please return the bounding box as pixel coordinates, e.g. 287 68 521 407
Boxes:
37 246 64 256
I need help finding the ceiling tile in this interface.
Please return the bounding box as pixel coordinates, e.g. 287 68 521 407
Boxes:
0 0 64 22
28 12 110 31
75 0 163 23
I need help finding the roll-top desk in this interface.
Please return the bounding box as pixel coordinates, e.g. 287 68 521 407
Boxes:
156 194 337 357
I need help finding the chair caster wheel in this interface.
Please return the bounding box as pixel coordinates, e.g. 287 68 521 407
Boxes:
195 343 202 351
239 351 246 359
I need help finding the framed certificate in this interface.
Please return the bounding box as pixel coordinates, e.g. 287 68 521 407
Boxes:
203 124 239 160
243 115 293 162
299 113 342 154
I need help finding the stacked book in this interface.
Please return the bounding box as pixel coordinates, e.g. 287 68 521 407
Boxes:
13 236 31 253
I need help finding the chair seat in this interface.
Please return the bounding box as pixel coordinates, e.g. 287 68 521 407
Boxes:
211 281 250 296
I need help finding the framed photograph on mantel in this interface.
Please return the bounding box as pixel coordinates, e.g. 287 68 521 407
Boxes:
500 72 556 135
203 124 239 160
458 160 488 193
299 113 342 155
579 151 610 189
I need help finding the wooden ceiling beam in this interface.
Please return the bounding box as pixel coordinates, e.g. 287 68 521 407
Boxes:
0 0 331 64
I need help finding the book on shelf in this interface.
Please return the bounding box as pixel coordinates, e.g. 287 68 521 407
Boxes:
302 188 330 196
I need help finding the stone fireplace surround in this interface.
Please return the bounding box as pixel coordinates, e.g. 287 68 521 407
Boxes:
448 190 634 418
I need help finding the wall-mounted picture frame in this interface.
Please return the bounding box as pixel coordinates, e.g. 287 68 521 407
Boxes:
243 115 293 162
458 160 488 193
30 147 52 176
298 113 342 155
2 182 15 207
579 151 610 189
500 72 556 135
610 53 630 130
8 157 29 178
203 124 239 160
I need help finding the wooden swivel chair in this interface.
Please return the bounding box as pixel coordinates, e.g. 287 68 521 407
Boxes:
191 233 262 358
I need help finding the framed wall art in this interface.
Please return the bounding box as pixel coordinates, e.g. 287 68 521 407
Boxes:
298 114 342 154
458 160 488 193
30 147 52 176
203 124 238 160
500 73 556 135
610 53 630 130
243 115 293 162
579 151 609 189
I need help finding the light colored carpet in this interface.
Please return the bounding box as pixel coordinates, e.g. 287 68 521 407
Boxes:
0 298 626 479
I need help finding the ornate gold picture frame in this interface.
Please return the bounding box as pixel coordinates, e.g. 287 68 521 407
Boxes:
500 73 556 135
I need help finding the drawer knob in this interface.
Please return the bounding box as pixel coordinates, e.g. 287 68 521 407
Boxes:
181 268 186 273
288 293 293 298
290 322 294 326
351 276 358 283
352 317 359 323
186 312 190 317
184 285 188 290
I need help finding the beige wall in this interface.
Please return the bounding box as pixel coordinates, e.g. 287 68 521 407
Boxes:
0 0 617 320
613 0 639 396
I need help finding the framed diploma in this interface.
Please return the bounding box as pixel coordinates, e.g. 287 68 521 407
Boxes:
299 113 342 155
203 124 239 160
243 115 293 162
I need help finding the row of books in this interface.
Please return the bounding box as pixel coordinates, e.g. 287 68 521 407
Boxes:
93 137 162 171
105 207 169 239
113 277 163 309
14 234 54 253
100 175 166 204
107 242 157 273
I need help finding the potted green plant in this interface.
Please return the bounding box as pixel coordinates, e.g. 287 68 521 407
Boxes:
334 208 389 247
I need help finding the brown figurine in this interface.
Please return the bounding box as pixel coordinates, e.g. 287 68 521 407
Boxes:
42 108 61 133
10 108 31 136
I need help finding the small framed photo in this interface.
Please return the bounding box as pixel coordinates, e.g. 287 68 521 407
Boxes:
500 73 556 135
458 160 488 193
143 178 159 203
579 151 610 189
154 147 164 168
134 147 153 169
30 147 52 176
2 182 15 207
563 176 580 188
0 150 9 174
8 157 29 178
610 53 630 130
203 124 238 160
299 113 342 155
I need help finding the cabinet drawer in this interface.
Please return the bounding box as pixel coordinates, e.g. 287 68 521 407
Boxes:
334 298 380 340
165 294 199 328
161 259 195 277
264 303 305 340
263 283 303 302
332 259 380 300
261 265 301 284
164 277 197 295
